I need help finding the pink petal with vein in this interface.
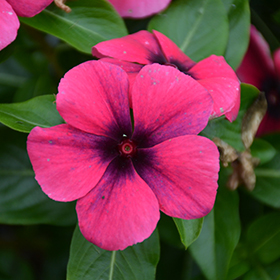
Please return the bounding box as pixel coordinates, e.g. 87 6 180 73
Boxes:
92 30 161 65
57 60 132 140
132 64 213 147
6 0 53 17
189 55 240 121
153 30 195 69
0 0 19 51
27 125 118 202
133 135 219 219
107 0 171 18
77 158 159 251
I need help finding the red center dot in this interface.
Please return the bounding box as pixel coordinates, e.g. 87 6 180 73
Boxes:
118 138 137 158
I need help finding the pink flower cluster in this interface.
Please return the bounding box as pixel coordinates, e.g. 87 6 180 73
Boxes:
92 30 240 122
27 31 241 251
0 0 53 50
237 25 280 136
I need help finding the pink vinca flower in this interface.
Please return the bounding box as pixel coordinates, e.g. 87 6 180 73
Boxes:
107 0 171 18
0 0 53 50
237 25 280 136
92 30 240 122
27 61 219 251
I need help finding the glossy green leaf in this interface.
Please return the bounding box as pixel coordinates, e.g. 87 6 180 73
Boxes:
0 95 63 133
67 225 160 280
251 138 277 165
247 212 280 264
20 0 128 54
251 152 280 208
189 168 241 280
222 0 250 69
173 217 204 249
202 83 260 151
0 127 76 225
148 0 229 61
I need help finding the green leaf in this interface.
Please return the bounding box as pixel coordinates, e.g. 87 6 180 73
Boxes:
148 0 229 61
251 152 280 208
20 0 128 54
250 138 277 165
67 225 160 280
247 212 280 265
202 83 260 151
189 168 241 280
0 127 76 225
0 95 63 133
173 217 204 249
222 0 250 69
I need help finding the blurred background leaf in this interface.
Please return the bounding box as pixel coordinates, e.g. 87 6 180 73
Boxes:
148 0 229 61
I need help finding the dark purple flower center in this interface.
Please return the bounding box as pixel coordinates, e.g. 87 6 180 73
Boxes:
261 77 280 119
148 52 195 78
118 137 137 158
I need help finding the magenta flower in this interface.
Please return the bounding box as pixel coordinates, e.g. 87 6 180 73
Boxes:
92 30 240 122
0 0 53 50
236 25 280 136
107 0 171 18
27 60 219 251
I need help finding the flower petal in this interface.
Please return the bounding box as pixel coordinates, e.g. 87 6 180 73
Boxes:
107 0 171 18
76 157 159 251
153 30 195 70
189 55 240 121
92 30 161 65
57 60 132 140
133 135 219 219
132 64 213 147
99 57 144 106
273 48 280 78
27 124 118 202
6 0 53 17
236 25 274 88
0 0 19 51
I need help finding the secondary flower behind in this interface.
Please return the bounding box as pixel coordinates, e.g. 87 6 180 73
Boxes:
27 61 220 251
0 0 53 50
236 25 280 136
92 30 240 122
107 0 171 18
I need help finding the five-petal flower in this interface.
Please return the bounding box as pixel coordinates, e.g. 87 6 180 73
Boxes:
92 30 240 122
107 0 171 18
236 25 280 136
27 61 220 251
0 0 53 50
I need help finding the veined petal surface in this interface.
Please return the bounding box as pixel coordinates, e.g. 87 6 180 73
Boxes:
108 0 171 18
0 0 19 51
92 30 161 64
27 124 118 202
57 61 132 140
189 55 240 121
132 64 213 147
76 158 159 251
153 30 195 70
7 0 53 17
133 135 219 219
